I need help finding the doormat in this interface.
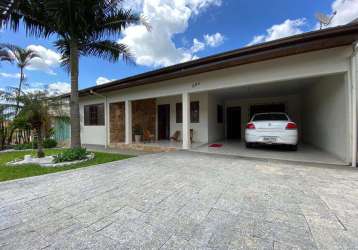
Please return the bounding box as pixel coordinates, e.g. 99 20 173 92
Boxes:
209 144 223 148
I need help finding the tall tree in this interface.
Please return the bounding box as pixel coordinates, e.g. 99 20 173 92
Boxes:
0 44 40 114
2 0 148 148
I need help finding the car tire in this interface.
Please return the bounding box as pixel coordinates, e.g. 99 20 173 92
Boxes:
246 143 252 148
290 145 298 151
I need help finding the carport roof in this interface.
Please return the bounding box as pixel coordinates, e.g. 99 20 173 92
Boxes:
70 22 358 97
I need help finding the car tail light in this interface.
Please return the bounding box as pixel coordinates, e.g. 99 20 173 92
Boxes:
246 123 255 129
286 122 297 129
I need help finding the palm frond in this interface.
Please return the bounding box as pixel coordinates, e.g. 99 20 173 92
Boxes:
82 40 134 64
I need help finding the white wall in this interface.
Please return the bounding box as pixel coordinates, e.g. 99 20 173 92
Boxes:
156 92 209 143
226 94 302 140
302 74 348 161
208 94 225 142
79 96 107 146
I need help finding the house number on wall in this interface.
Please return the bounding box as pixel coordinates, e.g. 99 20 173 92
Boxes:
192 82 200 88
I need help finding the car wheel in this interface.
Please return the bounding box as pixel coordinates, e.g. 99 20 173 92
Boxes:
246 143 252 148
290 145 298 151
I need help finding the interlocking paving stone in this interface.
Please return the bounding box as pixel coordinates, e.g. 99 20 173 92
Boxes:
1 151 358 249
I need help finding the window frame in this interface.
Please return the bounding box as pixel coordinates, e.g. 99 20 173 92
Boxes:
84 103 105 126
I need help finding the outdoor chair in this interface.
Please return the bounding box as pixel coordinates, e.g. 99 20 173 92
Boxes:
170 131 180 141
143 129 155 143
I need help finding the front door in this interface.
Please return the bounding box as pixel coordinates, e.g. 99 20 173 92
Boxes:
158 104 170 140
227 107 241 140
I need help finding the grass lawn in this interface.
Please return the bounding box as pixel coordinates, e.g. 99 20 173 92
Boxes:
0 149 132 182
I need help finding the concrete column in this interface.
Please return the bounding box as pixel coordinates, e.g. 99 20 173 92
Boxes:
125 100 132 144
351 44 358 167
182 92 190 149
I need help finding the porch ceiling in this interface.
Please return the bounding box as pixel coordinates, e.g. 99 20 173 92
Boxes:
209 74 341 100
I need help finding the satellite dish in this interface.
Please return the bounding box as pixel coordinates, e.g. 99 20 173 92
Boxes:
315 11 337 29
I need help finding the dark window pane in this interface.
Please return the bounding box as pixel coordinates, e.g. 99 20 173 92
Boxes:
252 113 288 121
84 103 105 126
176 103 182 123
190 101 199 123
217 105 223 123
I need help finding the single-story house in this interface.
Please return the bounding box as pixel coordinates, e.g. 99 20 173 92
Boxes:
74 21 358 166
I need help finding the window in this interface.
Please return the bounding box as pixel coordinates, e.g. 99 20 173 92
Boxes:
217 105 223 123
176 103 182 123
176 101 200 123
252 113 288 121
84 103 105 126
190 101 199 123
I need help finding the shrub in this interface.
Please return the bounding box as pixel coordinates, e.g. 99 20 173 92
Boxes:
13 143 34 150
53 147 89 163
43 138 57 148
14 139 58 150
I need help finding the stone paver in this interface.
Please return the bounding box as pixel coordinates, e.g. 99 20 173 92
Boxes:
1 151 358 249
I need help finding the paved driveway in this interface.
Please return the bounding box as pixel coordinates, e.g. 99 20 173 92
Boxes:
1 151 358 249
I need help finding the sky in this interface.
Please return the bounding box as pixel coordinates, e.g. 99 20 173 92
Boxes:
0 0 358 95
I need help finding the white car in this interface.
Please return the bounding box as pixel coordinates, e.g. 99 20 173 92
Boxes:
245 112 298 150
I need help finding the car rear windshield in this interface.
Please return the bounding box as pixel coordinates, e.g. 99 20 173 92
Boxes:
253 114 288 121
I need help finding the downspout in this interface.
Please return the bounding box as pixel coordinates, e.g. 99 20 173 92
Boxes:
89 90 109 149
351 41 358 167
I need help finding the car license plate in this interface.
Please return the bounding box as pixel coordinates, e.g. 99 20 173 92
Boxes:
263 137 277 143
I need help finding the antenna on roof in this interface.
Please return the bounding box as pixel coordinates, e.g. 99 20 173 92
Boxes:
315 11 337 29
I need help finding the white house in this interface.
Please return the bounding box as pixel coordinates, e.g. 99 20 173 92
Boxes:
75 22 358 166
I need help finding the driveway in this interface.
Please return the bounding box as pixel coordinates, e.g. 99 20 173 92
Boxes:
1 151 358 249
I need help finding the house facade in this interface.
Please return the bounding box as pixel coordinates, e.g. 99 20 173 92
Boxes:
76 22 358 166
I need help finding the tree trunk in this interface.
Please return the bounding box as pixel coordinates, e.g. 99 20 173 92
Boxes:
37 126 45 158
69 40 81 148
6 67 24 145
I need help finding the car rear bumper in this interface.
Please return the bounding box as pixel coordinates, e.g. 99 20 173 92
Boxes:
245 130 298 145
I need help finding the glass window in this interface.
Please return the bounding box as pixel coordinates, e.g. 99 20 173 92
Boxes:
252 113 288 121
84 103 105 126
190 101 199 123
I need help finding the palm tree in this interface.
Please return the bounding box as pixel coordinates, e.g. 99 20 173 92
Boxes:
0 45 12 65
13 91 65 157
2 0 148 148
0 44 40 114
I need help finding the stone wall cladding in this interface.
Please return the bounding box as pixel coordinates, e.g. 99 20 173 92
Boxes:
110 102 125 143
132 99 156 139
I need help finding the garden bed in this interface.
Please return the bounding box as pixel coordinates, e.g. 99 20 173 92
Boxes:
0 149 133 182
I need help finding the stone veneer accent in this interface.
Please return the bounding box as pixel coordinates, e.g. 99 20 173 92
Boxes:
132 99 156 139
110 143 176 153
110 102 125 143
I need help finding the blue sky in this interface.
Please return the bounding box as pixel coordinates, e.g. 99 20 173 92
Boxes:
0 0 357 94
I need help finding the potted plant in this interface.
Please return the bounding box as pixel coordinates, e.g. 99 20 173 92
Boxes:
133 124 143 143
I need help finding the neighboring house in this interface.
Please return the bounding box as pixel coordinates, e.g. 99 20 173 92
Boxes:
73 22 358 166
51 97 70 146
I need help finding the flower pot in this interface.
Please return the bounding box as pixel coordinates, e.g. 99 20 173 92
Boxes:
135 135 141 143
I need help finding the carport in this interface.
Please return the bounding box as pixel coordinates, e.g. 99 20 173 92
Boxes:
194 73 350 165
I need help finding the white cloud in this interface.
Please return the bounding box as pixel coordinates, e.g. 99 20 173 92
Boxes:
25 45 61 75
204 32 224 47
0 72 21 78
328 0 358 27
119 0 222 68
191 38 205 53
25 82 70 96
96 76 115 85
248 18 306 46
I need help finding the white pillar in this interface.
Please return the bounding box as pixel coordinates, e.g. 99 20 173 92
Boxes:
351 45 357 167
182 92 190 149
125 100 132 144
105 97 109 148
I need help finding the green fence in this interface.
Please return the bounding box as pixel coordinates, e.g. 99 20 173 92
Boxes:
54 119 70 142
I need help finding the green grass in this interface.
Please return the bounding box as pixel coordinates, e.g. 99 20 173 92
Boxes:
0 149 133 182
